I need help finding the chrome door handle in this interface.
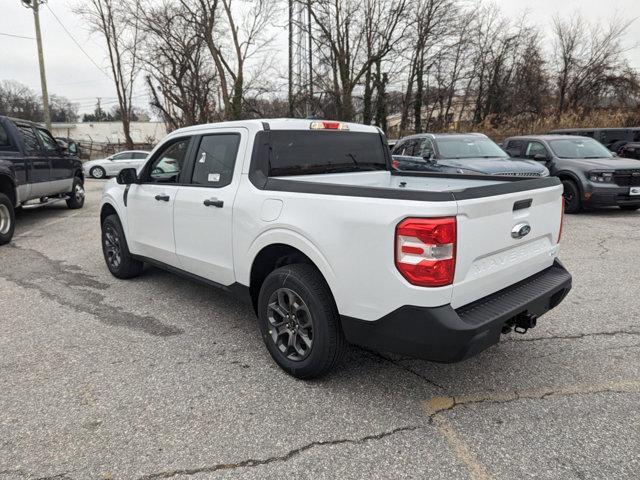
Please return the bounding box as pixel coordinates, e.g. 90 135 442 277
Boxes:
155 194 170 202
203 198 224 208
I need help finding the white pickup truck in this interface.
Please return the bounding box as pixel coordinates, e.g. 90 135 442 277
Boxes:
100 119 572 378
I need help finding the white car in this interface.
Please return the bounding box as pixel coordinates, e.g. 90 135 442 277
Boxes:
99 119 571 378
84 150 149 179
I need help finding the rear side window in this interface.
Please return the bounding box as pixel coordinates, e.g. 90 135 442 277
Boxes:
191 134 240 187
133 152 148 159
16 124 40 154
265 131 387 176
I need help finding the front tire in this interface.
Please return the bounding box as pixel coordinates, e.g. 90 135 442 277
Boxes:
90 166 106 179
0 193 15 246
562 180 581 214
620 205 640 211
66 177 85 209
257 264 346 379
101 214 143 279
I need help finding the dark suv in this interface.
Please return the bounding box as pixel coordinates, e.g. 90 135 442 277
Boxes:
504 135 640 213
0 116 85 245
548 127 640 152
391 133 549 177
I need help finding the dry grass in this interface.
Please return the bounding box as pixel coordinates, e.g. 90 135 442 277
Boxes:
473 108 640 141
395 108 640 141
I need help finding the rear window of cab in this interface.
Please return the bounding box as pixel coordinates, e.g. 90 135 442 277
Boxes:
265 130 388 176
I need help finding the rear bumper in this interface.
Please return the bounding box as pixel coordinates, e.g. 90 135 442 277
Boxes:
341 260 572 363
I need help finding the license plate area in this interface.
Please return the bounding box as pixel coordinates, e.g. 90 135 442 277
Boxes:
630 187 640 196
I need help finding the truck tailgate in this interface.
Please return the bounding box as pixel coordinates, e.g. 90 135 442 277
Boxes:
451 184 563 309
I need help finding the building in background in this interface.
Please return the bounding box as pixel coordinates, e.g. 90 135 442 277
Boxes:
49 121 167 159
50 121 167 145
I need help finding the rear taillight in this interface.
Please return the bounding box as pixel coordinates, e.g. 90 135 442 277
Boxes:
392 159 400 170
395 217 456 287
558 197 565 244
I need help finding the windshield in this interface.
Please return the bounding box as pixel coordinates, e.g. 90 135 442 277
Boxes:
435 137 508 159
548 138 613 159
267 130 388 176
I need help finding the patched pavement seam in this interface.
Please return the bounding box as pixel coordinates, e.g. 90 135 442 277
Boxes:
505 329 640 343
423 379 640 416
421 379 640 480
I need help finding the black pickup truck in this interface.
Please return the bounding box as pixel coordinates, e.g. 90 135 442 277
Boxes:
0 116 85 245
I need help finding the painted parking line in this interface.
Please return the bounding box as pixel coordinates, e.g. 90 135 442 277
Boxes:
422 379 640 480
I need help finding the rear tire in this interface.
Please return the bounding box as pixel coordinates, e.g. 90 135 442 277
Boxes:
101 214 143 279
257 263 346 379
562 180 581 214
66 177 85 209
90 166 106 179
0 193 15 246
620 205 640 211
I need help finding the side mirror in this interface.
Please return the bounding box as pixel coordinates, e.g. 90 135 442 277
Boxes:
117 168 138 185
533 153 549 162
423 152 436 163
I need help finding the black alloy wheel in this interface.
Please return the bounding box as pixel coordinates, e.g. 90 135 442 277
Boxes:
266 287 314 361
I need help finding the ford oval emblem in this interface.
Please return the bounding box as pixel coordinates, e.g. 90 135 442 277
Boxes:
511 222 531 239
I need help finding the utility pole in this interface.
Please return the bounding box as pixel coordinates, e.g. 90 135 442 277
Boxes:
21 0 51 130
288 0 294 117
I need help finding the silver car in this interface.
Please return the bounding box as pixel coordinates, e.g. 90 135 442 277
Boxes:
83 150 150 179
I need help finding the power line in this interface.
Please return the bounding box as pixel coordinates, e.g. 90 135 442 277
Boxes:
44 3 112 81
0 32 36 40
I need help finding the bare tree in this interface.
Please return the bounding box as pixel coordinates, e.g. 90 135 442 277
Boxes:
308 0 407 121
134 0 219 129
179 0 278 120
553 15 637 115
0 80 78 123
75 0 141 148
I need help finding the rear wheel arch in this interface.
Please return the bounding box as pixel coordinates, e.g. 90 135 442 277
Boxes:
0 174 16 206
249 243 335 316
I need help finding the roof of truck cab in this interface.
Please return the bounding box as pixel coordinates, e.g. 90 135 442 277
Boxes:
170 118 381 135
1 116 40 127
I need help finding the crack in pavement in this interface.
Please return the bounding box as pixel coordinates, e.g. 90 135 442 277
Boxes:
359 348 446 390
137 426 422 479
0 244 183 337
423 379 640 416
505 329 640 343
596 237 610 259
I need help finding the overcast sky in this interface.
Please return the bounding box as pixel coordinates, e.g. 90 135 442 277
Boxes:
1 0 639 117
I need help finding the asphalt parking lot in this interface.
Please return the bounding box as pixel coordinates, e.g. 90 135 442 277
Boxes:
1 178 639 480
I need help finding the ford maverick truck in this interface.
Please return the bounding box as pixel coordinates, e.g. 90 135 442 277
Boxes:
100 119 571 378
